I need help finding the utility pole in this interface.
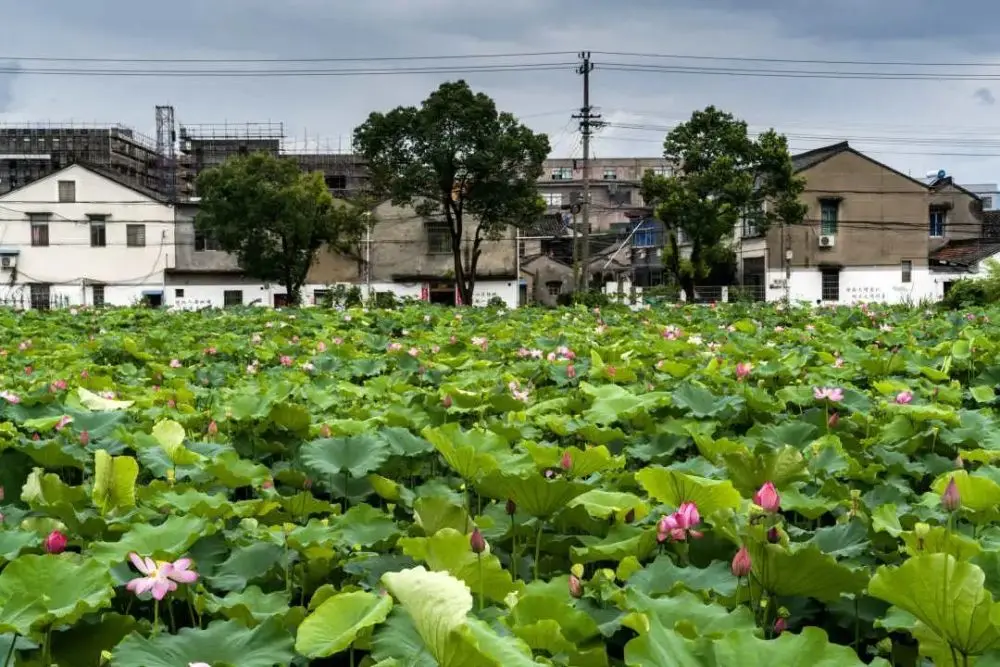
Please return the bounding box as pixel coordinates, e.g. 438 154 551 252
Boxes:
573 52 600 292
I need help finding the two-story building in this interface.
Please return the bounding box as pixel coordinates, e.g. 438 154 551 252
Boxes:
307 199 519 307
735 142 986 304
0 164 175 308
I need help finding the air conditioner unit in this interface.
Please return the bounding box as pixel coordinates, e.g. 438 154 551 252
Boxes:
0 255 15 270
819 235 836 248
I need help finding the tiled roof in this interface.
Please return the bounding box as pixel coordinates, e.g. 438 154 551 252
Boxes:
791 142 849 173
983 210 1000 239
524 213 571 237
930 239 1000 266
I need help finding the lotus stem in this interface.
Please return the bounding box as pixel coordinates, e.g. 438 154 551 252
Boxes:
534 520 544 582
510 515 518 581
153 599 160 638
477 553 484 611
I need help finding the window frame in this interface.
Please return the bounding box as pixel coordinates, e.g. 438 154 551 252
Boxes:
929 207 946 237
30 283 51 310
126 224 146 248
819 199 839 235
223 290 243 307
30 220 49 247
820 268 840 302
901 260 912 283
57 180 76 203
89 215 107 248
426 222 451 255
92 284 105 307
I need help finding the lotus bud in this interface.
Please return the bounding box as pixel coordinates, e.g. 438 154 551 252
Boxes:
767 527 781 544
319 423 331 438
442 395 453 408
505 499 516 516
731 545 752 577
568 574 583 598
560 451 572 472
828 411 839 428
624 508 636 524
79 430 90 446
941 477 961 512
470 528 486 554
44 530 67 554
773 617 788 635
207 420 218 436
753 482 780 513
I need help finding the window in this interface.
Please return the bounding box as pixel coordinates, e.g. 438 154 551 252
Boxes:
426 222 451 254
550 167 572 180
57 180 75 203
602 168 617 180
929 208 946 237
821 268 840 302
194 231 220 251
546 281 562 296
92 284 105 307
633 221 660 248
820 200 839 235
541 192 563 207
223 290 243 307
30 284 51 311
89 215 107 247
174 288 185 298
901 260 912 283
983 196 993 209
126 224 146 247
30 217 49 247
324 174 347 190
742 219 761 238
313 289 331 305
646 166 673 177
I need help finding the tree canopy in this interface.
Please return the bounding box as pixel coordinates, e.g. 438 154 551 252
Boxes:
353 80 550 305
641 106 806 300
195 152 366 305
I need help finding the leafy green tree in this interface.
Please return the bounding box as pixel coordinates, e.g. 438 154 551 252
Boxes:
195 152 366 305
353 80 550 306
641 106 806 301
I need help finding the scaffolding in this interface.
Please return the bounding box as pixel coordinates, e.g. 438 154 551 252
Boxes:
282 134 367 196
176 121 285 198
0 122 161 196
155 106 177 202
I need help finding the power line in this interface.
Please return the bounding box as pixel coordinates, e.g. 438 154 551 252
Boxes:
592 51 1000 69
597 62 1000 82
0 62 576 78
0 51 577 64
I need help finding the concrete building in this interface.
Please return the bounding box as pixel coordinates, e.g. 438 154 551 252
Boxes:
537 157 673 231
733 142 988 304
0 124 162 197
0 164 175 308
307 200 519 307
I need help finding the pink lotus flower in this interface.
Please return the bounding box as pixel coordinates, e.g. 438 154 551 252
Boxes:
560 451 573 471
814 387 844 402
207 421 218 436
50 379 67 392
942 477 961 512
55 415 72 431
44 530 67 554
80 369 89 378
387 342 402 353
508 381 530 402
408 347 420 357
333 337 343 346
319 424 332 437
471 336 488 351
833 357 845 368
80 430 90 446
566 364 576 379
731 545 752 577
895 391 913 404
657 502 703 542
568 574 583 598
251 333 262 344
23 366 32 375
753 482 780 513
125 553 198 600
316 341 326 353
442 395 453 408
169 359 182 368
735 362 752 380
204 347 217 356
280 355 293 367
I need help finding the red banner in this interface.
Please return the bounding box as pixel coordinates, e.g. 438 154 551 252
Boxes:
420 284 429 301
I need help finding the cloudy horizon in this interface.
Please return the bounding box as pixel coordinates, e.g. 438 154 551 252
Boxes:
3 1 1000 183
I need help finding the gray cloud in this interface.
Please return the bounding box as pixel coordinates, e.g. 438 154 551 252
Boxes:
975 88 996 105
2 1 1000 183
0 61 21 113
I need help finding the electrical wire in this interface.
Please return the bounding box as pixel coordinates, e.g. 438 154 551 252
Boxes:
592 51 1000 69
0 51 578 64
0 62 577 77
597 62 1000 82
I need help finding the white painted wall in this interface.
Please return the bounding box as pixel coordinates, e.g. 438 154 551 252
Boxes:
0 165 174 307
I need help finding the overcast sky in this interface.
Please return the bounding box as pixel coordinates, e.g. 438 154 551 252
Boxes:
3 1 1000 184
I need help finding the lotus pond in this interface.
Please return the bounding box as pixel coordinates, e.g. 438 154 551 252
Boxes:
0 303 998 666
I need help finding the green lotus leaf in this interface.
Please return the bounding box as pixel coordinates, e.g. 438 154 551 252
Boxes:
300 434 390 479
380 426 435 456
570 525 659 565
580 382 671 425
144 488 236 519
414 496 471 536
627 556 739 598
931 470 1000 514
635 467 742 515
522 442 626 477
14 437 89 469
624 619 869 666
748 543 868 603
295 590 393 658
202 586 293 627
869 554 1000 658
88 515 211 565
92 449 138 516
803 520 871 560
110 618 295 667
509 576 602 644
901 524 982 560
50 613 139 667
567 490 649 522
422 424 509 481
476 472 590 518
370 610 441 667
622 589 756 639
0 530 38 563
334 503 400 548
0 555 115 637
151 419 203 466
381 566 474 666
204 451 271 488
207 542 284 592
77 387 134 411
722 446 808 495
399 527 522 603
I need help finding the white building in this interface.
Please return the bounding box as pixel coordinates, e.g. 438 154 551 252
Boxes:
0 164 175 308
